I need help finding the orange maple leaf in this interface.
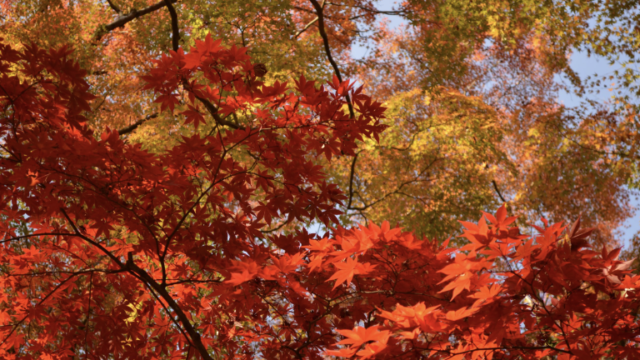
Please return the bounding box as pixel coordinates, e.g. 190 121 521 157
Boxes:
327 257 376 290
328 257 359 289
336 326 390 350
227 260 260 286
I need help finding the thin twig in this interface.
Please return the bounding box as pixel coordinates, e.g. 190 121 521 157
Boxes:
294 17 318 39
492 179 507 203
83 273 94 359
260 221 288 234
348 157 439 211
59 208 124 268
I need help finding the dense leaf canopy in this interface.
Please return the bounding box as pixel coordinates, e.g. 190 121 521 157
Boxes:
2 0 640 358
3 0 640 241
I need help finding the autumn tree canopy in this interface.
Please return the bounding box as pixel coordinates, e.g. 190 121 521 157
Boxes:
3 35 640 360
2 0 640 358
3 0 640 242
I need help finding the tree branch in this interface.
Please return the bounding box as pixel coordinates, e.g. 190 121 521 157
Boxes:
307 0 355 119
54 209 214 360
55 212 205 358
93 0 178 42
492 179 507 203
347 152 359 209
117 113 159 135
190 91 240 129
106 0 121 14
0 232 74 244
294 17 318 39
125 253 214 360
164 0 180 51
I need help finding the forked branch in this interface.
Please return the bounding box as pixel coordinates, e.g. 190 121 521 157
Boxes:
94 0 178 42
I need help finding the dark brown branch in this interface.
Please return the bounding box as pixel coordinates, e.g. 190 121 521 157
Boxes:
307 0 355 119
57 210 210 358
164 0 180 51
260 221 288 234
130 262 195 347
93 0 178 42
492 179 507 203
59 208 124 268
88 70 108 76
106 0 121 14
0 274 79 347
191 92 240 129
178 77 240 129
125 253 214 360
117 113 159 135
346 152 359 209
0 232 74 244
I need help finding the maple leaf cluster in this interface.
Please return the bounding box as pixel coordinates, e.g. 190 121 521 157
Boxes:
1 38 640 360
308 209 640 359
